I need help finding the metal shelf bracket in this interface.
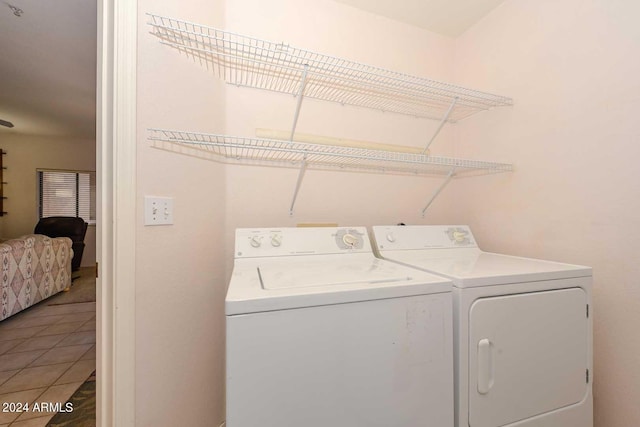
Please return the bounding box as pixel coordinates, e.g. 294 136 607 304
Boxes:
289 155 308 216
422 97 458 154
421 167 456 217
288 65 309 215
289 64 309 141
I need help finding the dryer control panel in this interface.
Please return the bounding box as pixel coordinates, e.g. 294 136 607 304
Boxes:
236 227 370 258
372 225 478 251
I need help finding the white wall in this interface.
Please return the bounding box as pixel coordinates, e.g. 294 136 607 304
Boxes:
135 0 457 424
452 1 640 426
135 0 640 425
0 134 96 267
223 0 458 274
136 1 227 426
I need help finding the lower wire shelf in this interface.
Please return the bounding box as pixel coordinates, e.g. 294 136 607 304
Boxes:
147 128 513 177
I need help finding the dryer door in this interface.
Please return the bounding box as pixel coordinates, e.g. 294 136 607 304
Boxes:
468 288 588 427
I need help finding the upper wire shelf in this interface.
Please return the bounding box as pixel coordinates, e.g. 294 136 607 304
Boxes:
148 129 513 177
147 14 513 122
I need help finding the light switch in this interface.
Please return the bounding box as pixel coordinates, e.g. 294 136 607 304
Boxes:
144 196 174 225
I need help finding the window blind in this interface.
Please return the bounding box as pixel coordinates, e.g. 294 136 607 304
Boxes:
38 170 96 224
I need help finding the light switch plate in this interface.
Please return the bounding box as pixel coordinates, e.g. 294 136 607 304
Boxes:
144 196 174 225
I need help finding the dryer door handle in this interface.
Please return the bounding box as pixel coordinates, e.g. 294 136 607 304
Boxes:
477 338 494 394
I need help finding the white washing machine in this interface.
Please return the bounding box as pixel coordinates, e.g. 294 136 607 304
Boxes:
226 227 454 427
372 225 593 427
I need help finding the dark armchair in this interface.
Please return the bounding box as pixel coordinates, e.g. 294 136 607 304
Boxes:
34 216 88 272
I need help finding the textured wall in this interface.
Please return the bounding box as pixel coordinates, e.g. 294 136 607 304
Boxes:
452 1 640 426
136 1 227 425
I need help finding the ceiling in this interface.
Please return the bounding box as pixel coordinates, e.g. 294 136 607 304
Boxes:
333 0 506 37
0 0 96 138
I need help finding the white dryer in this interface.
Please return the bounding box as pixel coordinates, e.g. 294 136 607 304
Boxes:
226 227 454 427
372 225 593 427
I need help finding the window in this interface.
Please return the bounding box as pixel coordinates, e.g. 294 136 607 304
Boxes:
38 170 96 224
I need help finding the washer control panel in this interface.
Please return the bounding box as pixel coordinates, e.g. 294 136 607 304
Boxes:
335 229 364 250
236 227 371 258
373 225 478 251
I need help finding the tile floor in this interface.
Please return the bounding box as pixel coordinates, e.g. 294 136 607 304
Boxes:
0 278 95 427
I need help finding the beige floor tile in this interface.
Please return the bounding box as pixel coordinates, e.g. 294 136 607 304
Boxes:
0 327 47 343
75 319 95 332
0 370 19 387
0 272 96 425
0 387 46 424
0 315 26 331
18 302 56 318
55 359 96 385
79 344 96 361
3 316 64 330
55 331 95 347
6 335 67 354
0 350 46 372
0 363 73 395
29 345 92 367
24 306 63 318
63 302 96 313
34 321 84 337
55 312 94 324
9 415 53 426
14 382 82 421
0 340 24 356
28 303 96 318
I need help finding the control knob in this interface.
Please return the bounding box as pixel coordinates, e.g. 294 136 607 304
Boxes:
342 233 359 248
452 231 467 243
271 234 282 247
250 236 262 248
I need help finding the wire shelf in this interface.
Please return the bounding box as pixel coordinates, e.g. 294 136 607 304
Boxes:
147 14 513 122
148 129 513 177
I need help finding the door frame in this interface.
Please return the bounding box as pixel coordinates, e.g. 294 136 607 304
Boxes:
97 0 137 425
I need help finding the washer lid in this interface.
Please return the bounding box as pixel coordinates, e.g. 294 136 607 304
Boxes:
226 253 452 315
258 257 416 289
377 248 591 288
